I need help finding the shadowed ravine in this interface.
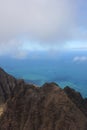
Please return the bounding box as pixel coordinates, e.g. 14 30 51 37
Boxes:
0 67 87 130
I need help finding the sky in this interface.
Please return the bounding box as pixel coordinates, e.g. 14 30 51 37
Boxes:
0 0 87 59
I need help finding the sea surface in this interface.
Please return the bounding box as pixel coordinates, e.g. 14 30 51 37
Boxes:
0 51 87 97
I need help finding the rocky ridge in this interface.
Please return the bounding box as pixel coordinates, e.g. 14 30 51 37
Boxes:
0 68 87 130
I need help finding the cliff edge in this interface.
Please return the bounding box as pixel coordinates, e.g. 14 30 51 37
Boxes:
0 68 87 130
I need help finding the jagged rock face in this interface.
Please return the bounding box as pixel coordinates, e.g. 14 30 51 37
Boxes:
0 68 87 130
0 83 87 130
64 86 87 117
0 68 17 103
0 68 24 103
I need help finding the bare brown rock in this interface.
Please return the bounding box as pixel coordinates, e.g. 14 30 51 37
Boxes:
0 68 25 103
64 86 87 117
0 68 87 130
0 68 17 103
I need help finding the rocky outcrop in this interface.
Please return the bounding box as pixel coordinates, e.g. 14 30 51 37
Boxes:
0 68 25 103
64 86 87 117
0 68 87 130
0 68 16 103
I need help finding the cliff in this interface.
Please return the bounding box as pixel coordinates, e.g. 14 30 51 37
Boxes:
0 67 25 103
0 68 87 130
0 67 16 103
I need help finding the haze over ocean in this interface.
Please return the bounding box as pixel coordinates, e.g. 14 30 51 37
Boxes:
1 50 87 97
0 0 87 98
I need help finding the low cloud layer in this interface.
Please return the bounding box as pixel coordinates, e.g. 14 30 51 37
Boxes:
0 0 75 41
73 56 87 62
0 0 86 58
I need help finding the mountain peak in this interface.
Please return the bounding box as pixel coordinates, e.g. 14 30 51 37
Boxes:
0 68 87 130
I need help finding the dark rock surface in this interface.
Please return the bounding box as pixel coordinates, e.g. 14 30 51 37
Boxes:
0 68 16 103
0 68 25 103
0 68 87 130
64 86 87 117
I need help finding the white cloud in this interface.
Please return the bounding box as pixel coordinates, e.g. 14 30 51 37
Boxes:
0 0 77 58
0 0 86 58
13 51 28 59
0 0 75 42
73 56 87 62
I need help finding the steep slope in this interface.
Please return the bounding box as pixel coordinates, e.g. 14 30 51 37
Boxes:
0 68 24 103
64 86 87 117
0 68 16 103
0 68 87 130
0 83 87 130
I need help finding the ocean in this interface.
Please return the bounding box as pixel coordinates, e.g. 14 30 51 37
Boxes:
0 51 87 97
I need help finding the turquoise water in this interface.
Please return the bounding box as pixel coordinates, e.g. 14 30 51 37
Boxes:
0 51 87 97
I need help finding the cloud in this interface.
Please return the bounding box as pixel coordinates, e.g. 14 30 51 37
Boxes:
13 51 28 59
73 56 87 62
0 0 86 58
0 0 75 42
